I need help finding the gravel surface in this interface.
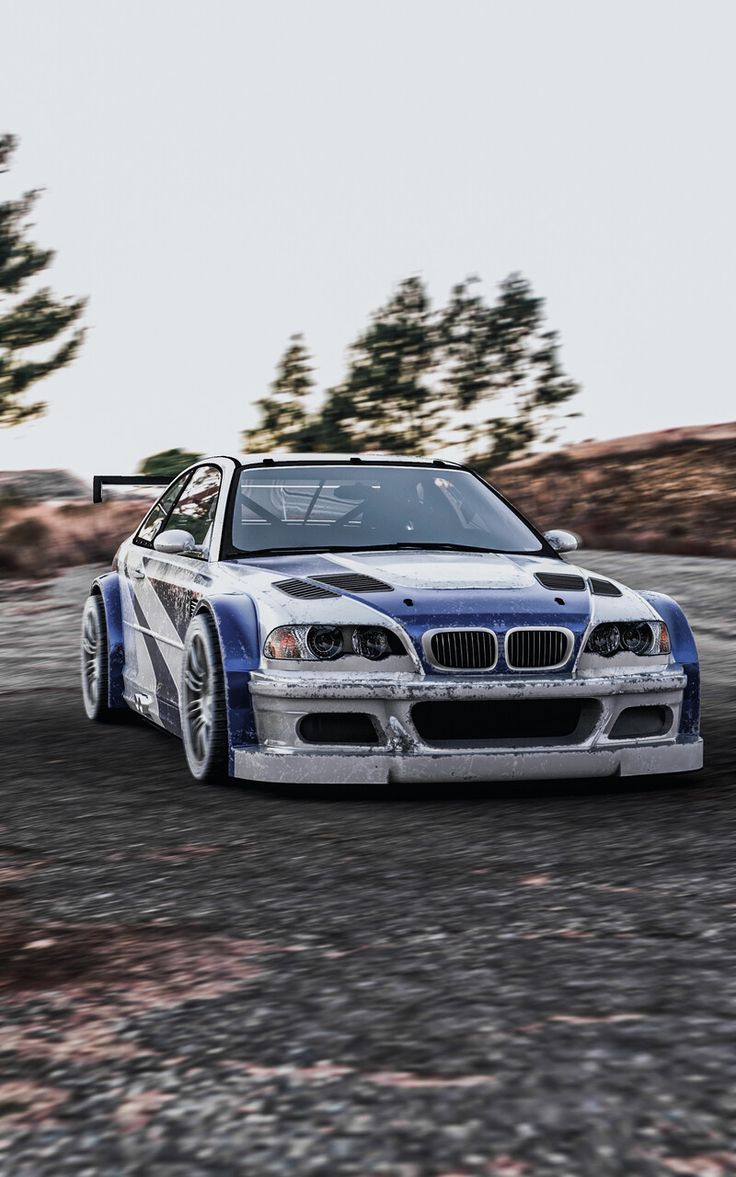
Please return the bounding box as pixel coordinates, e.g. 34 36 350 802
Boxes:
1 552 735 1176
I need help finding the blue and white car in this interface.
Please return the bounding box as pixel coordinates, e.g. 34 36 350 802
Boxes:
82 454 703 784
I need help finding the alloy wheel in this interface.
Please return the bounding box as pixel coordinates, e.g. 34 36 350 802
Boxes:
184 633 213 766
82 604 102 711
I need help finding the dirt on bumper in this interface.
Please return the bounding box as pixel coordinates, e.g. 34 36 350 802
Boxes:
239 668 700 784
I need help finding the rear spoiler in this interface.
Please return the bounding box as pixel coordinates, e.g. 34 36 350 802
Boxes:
92 475 173 504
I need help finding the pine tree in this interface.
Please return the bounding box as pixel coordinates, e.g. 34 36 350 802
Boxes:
242 334 315 452
319 276 441 454
439 273 579 465
138 448 203 476
310 384 354 452
440 275 497 409
0 135 86 426
243 273 579 464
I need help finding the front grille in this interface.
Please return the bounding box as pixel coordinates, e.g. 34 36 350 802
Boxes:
590 577 623 597
535 572 587 591
428 629 497 670
505 628 571 669
273 578 340 600
314 573 393 593
412 699 596 744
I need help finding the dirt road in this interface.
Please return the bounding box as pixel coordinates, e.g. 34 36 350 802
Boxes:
1 552 734 1175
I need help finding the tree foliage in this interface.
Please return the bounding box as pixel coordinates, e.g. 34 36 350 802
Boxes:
0 135 86 426
244 273 579 466
319 277 442 454
137 448 203 476
242 334 316 452
438 273 580 464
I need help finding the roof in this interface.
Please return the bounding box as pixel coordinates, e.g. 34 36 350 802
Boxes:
236 451 464 468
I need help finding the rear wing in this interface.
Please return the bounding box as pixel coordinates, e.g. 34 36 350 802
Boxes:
92 475 173 504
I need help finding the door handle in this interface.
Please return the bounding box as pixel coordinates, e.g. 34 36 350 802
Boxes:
130 567 146 580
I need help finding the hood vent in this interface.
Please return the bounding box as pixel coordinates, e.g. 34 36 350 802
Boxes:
535 572 587 591
314 573 393 594
273 578 340 600
590 577 623 598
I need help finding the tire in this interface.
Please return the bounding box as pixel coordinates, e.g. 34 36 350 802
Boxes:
180 613 229 783
81 594 112 721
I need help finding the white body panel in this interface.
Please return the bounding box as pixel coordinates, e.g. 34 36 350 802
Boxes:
97 452 701 785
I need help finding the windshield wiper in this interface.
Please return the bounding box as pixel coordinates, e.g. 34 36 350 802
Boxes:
237 545 371 557
345 542 500 554
237 542 500 557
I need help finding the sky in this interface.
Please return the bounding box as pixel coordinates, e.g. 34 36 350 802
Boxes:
0 0 734 477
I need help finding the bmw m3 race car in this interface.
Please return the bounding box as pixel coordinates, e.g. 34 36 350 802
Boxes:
82 454 703 784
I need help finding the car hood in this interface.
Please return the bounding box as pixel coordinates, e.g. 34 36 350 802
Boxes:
232 549 536 589
317 550 535 590
228 548 645 600
222 550 659 671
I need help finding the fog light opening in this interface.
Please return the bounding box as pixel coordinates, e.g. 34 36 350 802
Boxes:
299 713 379 745
609 706 673 740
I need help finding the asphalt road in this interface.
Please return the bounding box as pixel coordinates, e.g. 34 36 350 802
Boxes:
1 552 735 1176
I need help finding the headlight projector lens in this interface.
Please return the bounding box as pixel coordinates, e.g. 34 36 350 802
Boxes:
586 623 621 657
619 621 653 655
353 626 391 660
306 625 343 660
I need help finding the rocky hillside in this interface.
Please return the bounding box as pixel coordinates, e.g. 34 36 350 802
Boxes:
0 501 146 579
0 469 88 503
0 423 734 576
490 422 736 558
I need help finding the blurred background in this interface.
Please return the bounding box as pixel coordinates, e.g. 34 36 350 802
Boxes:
2 6 736 1173
0 0 734 577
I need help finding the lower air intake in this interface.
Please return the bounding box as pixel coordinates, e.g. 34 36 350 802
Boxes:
505 628 571 669
412 700 597 744
609 706 673 740
299 713 379 745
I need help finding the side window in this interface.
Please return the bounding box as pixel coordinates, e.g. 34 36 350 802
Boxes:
159 465 222 552
134 473 191 547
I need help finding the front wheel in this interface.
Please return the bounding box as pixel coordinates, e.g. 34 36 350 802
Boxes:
81 594 111 721
181 614 229 783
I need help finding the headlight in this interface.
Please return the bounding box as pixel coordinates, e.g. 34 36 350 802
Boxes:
264 626 308 660
585 621 671 658
586 622 621 657
619 621 653 655
264 624 404 661
352 626 391 660
306 625 343 660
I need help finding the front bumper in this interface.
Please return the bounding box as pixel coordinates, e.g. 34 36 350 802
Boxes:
233 669 703 784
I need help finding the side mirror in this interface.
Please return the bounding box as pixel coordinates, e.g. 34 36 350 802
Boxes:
153 529 197 555
544 529 579 554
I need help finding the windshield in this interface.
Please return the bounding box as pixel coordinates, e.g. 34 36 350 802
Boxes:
228 465 543 555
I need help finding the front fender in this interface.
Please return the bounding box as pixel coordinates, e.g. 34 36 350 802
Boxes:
640 590 700 741
197 594 261 768
92 572 127 710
